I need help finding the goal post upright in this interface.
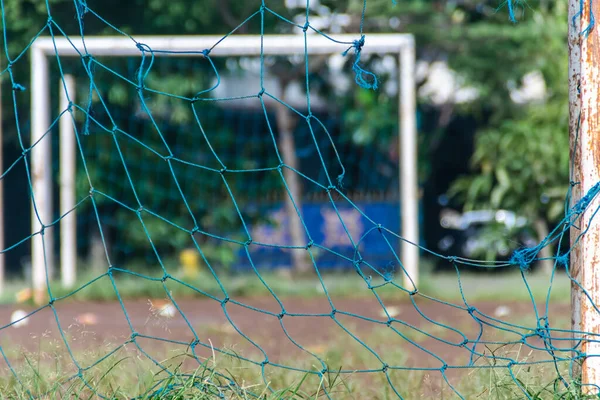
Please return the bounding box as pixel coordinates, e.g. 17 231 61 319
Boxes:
399 35 418 291
30 44 53 305
59 75 77 289
29 34 418 296
0 61 4 294
568 0 600 390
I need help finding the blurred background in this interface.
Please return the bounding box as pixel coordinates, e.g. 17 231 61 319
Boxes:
0 0 569 284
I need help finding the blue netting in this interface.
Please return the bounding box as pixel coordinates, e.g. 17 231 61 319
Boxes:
0 0 599 398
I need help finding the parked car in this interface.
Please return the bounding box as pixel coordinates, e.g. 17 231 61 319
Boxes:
434 208 537 269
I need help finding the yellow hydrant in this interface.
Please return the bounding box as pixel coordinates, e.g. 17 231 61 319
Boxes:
179 248 201 279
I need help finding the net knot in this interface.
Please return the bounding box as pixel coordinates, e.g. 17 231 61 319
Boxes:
342 35 365 56
48 298 55 306
535 328 549 339
330 309 337 318
319 367 328 376
448 256 457 263
130 332 139 341
136 206 144 214
164 154 173 161
219 167 227 174
510 246 539 271
221 297 229 305
245 238 252 246
161 274 169 282
460 338 469 346
302 22 310 32
381 363 389 373
46 16 53 25
277 312 285 320
305 240 314 249
201 49 211 57
467 306 476 314
136 42 151 53
441 364 448 372
190 339 199 348
191 226 199 235
257 88 265 97
536 318 550 339
261 359 269 366
12 83 25 91
520 336 527 344
556 253 569 266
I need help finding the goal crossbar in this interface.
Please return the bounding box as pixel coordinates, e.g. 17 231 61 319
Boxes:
32 34 414 56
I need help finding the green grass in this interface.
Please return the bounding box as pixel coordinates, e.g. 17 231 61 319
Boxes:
0 265 571 306
0 262 579 398
0 324 594 399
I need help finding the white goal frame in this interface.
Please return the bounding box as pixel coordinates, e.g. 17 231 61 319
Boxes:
29 34 418 297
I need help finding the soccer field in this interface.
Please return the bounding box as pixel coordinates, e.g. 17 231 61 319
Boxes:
0 273 575 398
2 0 599 398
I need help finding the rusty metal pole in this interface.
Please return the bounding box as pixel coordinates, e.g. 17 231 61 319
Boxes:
0 64 4 294
569 0 600 390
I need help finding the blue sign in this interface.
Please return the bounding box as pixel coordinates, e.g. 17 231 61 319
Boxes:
236 201 403 271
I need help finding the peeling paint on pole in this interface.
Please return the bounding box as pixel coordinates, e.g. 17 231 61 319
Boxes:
569 0 600 391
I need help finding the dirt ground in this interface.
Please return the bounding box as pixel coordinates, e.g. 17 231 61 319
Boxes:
0 295 573 397
0 290 570 398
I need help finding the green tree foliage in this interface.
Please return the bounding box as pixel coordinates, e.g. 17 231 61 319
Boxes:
325 1 569 267
0 0 290 268
1 0 570 270
446 3 569 268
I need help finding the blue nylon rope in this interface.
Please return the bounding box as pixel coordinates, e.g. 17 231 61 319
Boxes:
0 0 598 398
